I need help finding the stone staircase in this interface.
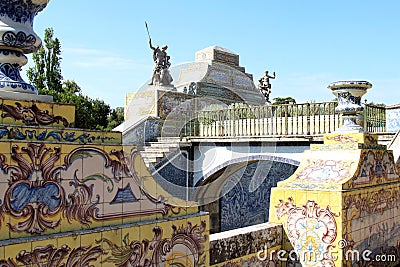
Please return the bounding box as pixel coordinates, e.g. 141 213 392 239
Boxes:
140 137 190 167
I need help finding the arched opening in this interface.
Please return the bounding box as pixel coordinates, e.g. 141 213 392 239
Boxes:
199 160 299 233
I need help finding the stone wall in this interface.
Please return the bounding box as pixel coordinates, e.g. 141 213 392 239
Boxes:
209 222 283 266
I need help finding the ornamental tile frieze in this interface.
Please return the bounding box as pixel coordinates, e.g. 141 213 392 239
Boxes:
0 101 71 127
0 244 105 267
276 198 340 267
0 142 179 236
0 126 119 144
100 221 207 266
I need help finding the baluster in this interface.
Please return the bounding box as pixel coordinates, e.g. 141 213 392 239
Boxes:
292 104 299 135
318 103 321 134
327 103 331 133
284 105 289 135
306 103 311 135
268 106 271 135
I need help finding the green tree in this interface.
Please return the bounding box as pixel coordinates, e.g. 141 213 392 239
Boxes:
27 28 63 94
107 107 125 130
27 28 124 130
272 97 296 105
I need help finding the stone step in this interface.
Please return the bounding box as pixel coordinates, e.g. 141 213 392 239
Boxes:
142 157 158 164
142 147 175 153
140 138 191 168
157 137 181 141
140 151 165 158
147 143 180 149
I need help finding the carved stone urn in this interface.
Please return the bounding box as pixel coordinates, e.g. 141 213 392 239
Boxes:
328 80 372 132
0 0 50 94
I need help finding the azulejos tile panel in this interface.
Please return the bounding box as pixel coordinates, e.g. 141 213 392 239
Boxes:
270 192 343 266
0 99 75 128
278 135 400 192
345 149 400 189
342 184 400 259
0 125 121 144
387 106 400 132
0 213 208 267
277 149 361 191
220 161 297 232
324 133 378 145
210 252 280 267
269 133 400 267
52 102 75 127
0 141 192 241
0 98 3 125
210 222 282 265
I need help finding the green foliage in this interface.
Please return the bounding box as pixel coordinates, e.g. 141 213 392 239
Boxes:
272 97 296 105
198 102 257 124
198 104 226 124
27 28 63 93
366 101 386 107
27 28 124 130
107 107 125 130
228 102 255 119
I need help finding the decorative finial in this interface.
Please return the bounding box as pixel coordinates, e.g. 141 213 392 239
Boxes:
328 80 372 133
0 0 51 94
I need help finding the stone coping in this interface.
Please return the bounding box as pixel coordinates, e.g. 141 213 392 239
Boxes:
210 222 281 241
386 104 400 109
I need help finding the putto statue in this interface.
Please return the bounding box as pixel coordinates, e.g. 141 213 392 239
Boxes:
258 70 276 104
146 22 173 87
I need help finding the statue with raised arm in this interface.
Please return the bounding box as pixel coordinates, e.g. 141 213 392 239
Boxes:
258 70 276 104
146 22 173 86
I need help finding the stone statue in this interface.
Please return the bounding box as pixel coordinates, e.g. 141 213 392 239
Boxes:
188 82 198 95
258 70 276 104
148 39 173 86
145 22 173 87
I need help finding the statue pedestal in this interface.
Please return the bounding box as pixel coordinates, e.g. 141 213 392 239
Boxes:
121 85 195 144
125 85 191 121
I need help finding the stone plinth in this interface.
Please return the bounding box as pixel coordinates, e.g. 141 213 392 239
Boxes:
125 86 192 121
269 132 400 266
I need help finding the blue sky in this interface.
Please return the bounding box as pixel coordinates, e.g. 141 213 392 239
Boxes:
25 0 400 107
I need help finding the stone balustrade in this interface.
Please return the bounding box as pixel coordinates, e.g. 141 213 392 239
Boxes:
195 102 387 138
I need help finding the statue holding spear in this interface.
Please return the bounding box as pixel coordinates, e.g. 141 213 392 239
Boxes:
145 22 173 86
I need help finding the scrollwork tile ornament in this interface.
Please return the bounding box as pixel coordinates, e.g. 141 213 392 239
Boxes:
0 0 50 94
328 80 372 133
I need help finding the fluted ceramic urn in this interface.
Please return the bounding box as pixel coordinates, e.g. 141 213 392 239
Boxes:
0 0 50 94
328 80 372 132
